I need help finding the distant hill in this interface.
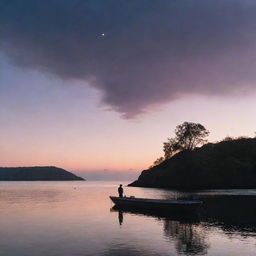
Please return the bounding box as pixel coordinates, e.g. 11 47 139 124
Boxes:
0 166 84 181
129 138 256 189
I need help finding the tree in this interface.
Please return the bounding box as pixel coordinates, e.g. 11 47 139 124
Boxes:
163 138 180 159
150 122 210 167
175 122 209 150
222 136 233 142
149 156 164 168
163 122 209 159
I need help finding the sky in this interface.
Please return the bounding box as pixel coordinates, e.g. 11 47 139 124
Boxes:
1 0 256 175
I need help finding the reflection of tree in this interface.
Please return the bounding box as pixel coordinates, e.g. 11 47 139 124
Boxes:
202 195 256 234
163 220 209 255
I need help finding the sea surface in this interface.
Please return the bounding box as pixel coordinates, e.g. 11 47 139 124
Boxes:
0 181 256 256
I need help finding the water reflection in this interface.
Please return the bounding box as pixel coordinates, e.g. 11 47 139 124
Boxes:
163 221 209 255
1 182 256 256
102 245 160 256
118 210 123 225
111 192 256 255
111 206 206 255
111 206 201 223
201 195 256 233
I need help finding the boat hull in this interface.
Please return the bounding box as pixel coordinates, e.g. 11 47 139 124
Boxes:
110 196 202 212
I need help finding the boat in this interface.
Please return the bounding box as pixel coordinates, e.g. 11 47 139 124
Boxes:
110 196 202 212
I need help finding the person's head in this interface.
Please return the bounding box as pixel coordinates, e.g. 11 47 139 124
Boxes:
119 184 122 187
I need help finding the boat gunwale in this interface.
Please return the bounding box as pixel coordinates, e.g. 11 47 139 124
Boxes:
109 196 202 205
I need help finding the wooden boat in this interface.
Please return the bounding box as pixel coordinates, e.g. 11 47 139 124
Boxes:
110 196 202 212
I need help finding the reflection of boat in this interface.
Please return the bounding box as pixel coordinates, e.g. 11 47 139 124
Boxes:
110 196 202 212
111 205 201 223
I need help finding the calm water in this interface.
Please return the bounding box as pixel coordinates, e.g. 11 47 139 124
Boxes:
0 181 256 256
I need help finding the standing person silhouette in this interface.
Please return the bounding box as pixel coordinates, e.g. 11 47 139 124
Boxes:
118 184 123 198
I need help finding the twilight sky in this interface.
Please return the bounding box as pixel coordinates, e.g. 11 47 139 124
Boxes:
1 0 256 173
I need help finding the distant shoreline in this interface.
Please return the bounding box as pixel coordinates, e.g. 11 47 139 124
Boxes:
0 166 85 181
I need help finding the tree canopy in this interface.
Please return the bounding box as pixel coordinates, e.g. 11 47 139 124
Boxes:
151 122 210 167
163 122 209 159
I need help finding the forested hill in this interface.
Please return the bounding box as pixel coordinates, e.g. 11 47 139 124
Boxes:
129 138 256 189
0 166 84 181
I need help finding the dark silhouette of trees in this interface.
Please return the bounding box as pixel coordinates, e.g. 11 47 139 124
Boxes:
163 122 209 159
221 135 249 142
222 136 233 141
149 157 165 168
163 138 180 159
150 122 210 167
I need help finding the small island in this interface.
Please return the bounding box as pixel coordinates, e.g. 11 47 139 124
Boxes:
0 166 84 181
129 122 256 189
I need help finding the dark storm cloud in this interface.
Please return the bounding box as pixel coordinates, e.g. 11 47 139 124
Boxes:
1 0 256 117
